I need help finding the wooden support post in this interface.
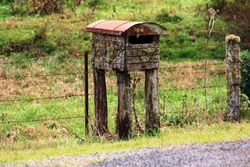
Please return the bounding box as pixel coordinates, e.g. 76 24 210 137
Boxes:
84 51 89 136
145 69 160 133
116 71 131 139
225 35 241 121
93 68 108 135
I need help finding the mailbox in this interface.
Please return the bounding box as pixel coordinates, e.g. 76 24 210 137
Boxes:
85 20 166 71
85 20 166 139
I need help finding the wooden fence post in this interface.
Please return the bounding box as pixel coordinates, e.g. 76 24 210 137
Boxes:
225 34 241 121
116 71 132 139
145 69 160 133
84 51 89 136
93 68 108 135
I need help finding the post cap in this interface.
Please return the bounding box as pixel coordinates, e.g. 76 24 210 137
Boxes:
225 34 241 44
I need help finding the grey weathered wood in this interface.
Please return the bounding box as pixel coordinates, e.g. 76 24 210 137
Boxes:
145 69 160 133
126 62 159 71
93 68 108 135
92 33 160 71
84 51 89 136
225 35 241 121
126 55 159 64
116 71 132 139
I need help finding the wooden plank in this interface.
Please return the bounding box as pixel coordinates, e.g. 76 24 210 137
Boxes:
126 62 159 71
116 71 132 139
126 48 160 58
145 69 160 133
127 43 159 49
93 68 108 135
126 55 159 64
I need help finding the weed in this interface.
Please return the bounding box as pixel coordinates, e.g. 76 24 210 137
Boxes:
155 10 182 23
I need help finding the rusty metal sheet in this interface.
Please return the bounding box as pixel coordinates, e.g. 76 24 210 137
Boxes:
85 20 166 36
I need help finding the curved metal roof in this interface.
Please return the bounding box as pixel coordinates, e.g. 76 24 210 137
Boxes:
85 20 166 36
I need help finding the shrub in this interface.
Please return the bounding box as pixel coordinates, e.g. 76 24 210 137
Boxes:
240 93 250 119
86 0 103 8
210 0 250 30
240 50 250 99
10 0 64 15
155 10 182 23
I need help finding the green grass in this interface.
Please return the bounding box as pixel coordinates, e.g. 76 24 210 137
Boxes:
0 0 249 163
0 0 232 61
0 122 250 163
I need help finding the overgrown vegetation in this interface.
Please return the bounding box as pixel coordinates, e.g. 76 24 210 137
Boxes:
241 50 250 99
210 0 250 45
0 0 249 163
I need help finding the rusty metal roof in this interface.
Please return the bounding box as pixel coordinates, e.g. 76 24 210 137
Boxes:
85 20 166 36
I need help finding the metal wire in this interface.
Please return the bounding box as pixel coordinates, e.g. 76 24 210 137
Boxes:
0 116 84 124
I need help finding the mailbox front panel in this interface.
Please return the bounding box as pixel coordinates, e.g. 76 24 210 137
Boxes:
92 33 125 71
125 35 160 71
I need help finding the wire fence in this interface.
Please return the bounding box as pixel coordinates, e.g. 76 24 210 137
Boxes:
0 55 229 141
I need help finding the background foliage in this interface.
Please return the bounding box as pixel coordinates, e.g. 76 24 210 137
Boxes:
241 50 250 99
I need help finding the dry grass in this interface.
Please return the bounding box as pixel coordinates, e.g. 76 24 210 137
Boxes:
0 60 225 100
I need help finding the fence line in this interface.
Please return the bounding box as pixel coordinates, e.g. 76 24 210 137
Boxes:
0 85 228 125
0 72 83 80
160 62 224 70
0 70 226 80
0 93 86 103
0 63 225 80
160 84 226 92
0 115 85 124
0 55 85 65
0 59 229 134
0 84 229 103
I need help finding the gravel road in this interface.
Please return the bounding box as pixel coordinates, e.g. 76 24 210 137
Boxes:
2 139 250 167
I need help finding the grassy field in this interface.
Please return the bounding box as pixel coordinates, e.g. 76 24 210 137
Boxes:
1 122 250 163
0 0 249 163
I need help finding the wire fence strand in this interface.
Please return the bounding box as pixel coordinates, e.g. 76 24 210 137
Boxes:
0 60 229 126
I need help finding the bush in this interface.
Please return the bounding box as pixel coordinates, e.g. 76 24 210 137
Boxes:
155 10 182 23
240 50 250 99
10 0 64 15
86 0 103 8
210 0 250 30
240 93 250 119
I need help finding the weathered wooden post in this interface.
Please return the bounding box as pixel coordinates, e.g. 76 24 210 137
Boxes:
84 51 89 136
117 72 132 139
85 20 166 139
145 69 160 132
225 34 241 121
93 68 108 135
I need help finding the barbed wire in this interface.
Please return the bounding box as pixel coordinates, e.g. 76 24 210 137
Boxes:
0 84 229 103
0 71 84 80
0 115 85 124
160 84 226 92
0 55 85 65
0 85 228 124
0 63 225 80
0 70 225 80
0 93 87 103
159 62 224 70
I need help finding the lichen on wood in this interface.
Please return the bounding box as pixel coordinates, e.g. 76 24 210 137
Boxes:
225 34 241 121
92 33 125 71
145 69 160 133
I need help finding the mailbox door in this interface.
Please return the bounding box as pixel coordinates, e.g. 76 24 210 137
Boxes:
125 35 160 71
